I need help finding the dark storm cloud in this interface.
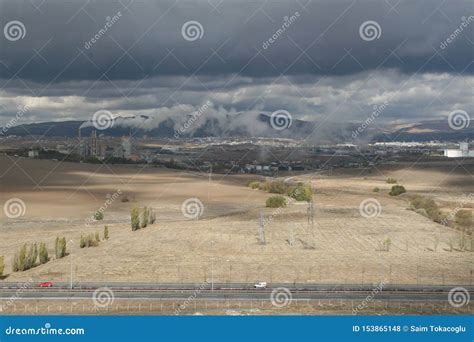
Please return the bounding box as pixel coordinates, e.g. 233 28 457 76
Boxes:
0 0 472 84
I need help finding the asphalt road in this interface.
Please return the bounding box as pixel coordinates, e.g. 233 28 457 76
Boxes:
0 283 472 302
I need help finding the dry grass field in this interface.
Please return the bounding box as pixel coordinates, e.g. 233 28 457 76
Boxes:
0 156 472 285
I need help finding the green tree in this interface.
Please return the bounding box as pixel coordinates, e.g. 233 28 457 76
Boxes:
141 207 149 228
104 225 109 240
18 244 27 271
26 243 38 269
39 242 49 264
131 207 140 231
149 209 156 224
80 235 86 248
55 237 67 259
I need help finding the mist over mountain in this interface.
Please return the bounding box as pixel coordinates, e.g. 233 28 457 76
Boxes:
2 113 472 143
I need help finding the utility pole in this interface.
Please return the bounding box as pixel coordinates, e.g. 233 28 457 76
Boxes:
307 201 314 229
208 165 212 201
211 240 214 291
259 211 266 245
69 239 74 290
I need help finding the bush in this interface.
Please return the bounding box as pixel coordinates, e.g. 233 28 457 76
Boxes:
121 196 130 203
39 242 49 264
455 210 472 229
94 211 104 221
386 178 397 184
266 196 287 208
248 181 261 189
287 183 313 202
80 233 100 248
372 187 380 192
131 207 140 231
389 185 406 196
0 256 4 276
268 180 286 194
410 196 441 222
104 225 109 240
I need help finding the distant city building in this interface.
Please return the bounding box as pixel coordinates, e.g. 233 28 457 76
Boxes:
444 142 474 158
28 149 39 158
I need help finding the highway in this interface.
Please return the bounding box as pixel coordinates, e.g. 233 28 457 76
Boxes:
0 283 472 302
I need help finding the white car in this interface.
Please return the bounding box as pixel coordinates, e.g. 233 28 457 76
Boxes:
254 282 267 289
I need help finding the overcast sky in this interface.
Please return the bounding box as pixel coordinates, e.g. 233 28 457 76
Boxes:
0 0 472 127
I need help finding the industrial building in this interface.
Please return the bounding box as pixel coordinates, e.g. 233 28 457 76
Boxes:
444 142 474 158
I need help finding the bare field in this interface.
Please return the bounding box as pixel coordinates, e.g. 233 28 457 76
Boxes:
1 299 471 316
0 157 473 285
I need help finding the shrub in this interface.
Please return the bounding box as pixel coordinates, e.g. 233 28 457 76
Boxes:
94 211 104 221
39 242 49 264
80 233 100 248
386 178 397 184
372 187 380 192
121 196 130 203
104 225 109 240
287 183 313 202
410 196 441 222
131 207 140 231
248 181 261 189
95 231 100 242
267 180 286 194
455 210 472 229
0 256 4 277
266 196 287 208
389 185 406 196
